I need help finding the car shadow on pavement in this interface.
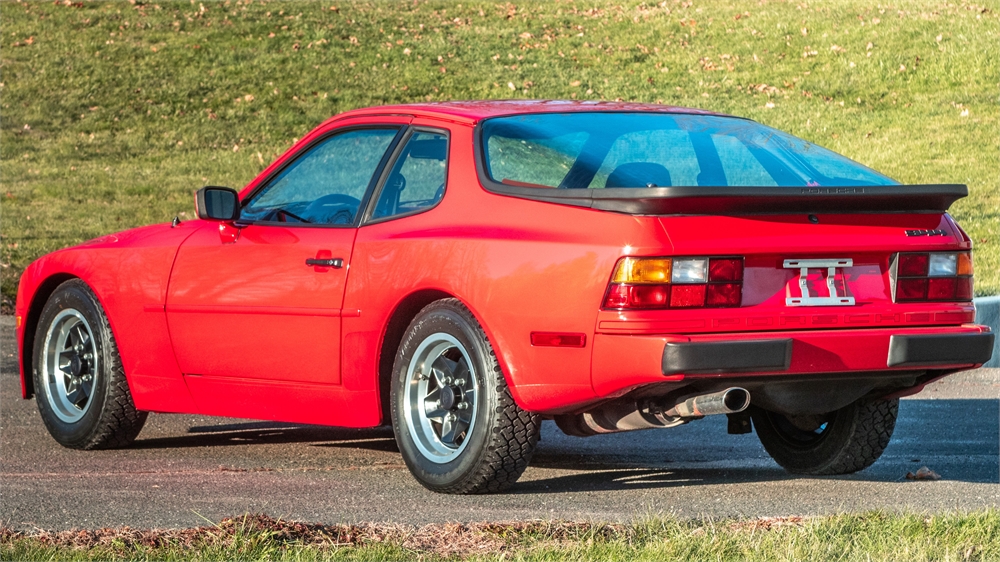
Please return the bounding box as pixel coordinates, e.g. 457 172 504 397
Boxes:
131 423 398 452
514 465 796 493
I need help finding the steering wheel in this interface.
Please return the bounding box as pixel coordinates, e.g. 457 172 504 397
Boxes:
303 193 361 225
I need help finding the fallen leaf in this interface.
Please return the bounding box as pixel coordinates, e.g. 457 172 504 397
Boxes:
906 466 941 480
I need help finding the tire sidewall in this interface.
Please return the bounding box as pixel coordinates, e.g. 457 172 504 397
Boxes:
390 303 500 490
752 403 857 474
32 281 114 448
751 397 898 474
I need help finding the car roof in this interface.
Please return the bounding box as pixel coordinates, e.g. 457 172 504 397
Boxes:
328 99 731 126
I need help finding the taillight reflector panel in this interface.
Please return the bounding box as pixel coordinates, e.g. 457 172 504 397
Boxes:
604 257 743 310
892 252 973 303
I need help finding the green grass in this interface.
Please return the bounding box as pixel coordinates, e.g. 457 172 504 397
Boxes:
2 0 998 308
3 511 1000 561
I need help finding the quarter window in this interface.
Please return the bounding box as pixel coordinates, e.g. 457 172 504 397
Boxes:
372 131 448 220
242 128 398 225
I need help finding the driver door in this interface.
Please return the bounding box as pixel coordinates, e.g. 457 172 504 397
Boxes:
166 123 406 385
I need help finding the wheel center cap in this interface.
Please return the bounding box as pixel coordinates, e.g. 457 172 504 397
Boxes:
439 385 457 410
69 355 83 377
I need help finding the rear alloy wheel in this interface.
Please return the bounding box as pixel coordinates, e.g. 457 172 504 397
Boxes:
390 299 540 494
32 279 147 449
751 397 898 475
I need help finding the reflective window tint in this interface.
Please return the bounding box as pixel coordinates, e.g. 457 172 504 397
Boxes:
242 128 398 225
481 113 897 188
372 131 448 220
487 132 587 188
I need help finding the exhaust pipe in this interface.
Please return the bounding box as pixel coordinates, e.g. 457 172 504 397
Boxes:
555 387 751 437
664 387 751 419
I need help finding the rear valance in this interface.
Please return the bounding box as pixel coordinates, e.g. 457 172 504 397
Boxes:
482 184 967 215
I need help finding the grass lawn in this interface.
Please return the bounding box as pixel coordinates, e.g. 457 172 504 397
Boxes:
1 0 997 308
3 511 1000 561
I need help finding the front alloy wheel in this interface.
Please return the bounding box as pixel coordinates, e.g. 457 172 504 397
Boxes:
32 279 147 449
41 309 99 423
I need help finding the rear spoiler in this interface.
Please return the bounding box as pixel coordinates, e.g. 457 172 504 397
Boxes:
483 184 967 215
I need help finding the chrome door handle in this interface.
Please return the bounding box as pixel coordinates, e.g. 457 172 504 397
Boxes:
306 258 343 268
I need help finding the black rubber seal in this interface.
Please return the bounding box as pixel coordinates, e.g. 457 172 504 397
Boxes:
662 339 793 375
887 332 995 367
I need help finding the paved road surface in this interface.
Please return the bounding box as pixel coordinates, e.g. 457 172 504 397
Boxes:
2 316 997 530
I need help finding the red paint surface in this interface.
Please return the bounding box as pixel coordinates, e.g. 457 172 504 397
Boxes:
14 102 989 424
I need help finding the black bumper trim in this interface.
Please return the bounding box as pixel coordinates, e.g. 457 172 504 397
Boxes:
887 332 995 367
662 339 793 376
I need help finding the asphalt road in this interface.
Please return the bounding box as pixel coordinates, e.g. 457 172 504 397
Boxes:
2 316 998 531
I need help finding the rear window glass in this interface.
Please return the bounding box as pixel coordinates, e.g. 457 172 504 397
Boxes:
480 113 896 189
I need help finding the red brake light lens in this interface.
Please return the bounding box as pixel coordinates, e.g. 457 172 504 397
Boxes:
604 284 631 308
896 278 928 301
956 277 973 300
706 283 743 307
632 285 671 308
927 277 957 300
669 284 706 307
897 254 929 277
708 259 744 282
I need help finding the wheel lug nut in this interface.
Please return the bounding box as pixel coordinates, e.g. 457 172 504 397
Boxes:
454 379 465 386
457 403 468 410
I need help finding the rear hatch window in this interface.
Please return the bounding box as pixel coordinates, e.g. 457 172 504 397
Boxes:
480 112 897 189
476 112 965 215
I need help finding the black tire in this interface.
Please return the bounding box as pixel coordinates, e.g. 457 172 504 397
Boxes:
32 279 147 449
751 397 898 475
390 299 540 494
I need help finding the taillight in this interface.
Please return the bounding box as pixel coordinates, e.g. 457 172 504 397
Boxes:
604 257 743 309
892 251 973 302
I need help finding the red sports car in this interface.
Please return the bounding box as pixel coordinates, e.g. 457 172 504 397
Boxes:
15 101 994 493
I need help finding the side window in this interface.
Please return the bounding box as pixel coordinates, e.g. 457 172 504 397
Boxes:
372 131 448 220
241 128 398 225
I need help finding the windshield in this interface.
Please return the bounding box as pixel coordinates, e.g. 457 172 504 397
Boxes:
480 113 897 189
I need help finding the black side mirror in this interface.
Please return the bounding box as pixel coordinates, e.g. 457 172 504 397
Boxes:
195 186 240 221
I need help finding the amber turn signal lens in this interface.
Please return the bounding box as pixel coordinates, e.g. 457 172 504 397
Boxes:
957 252 973 276
611 257 672 284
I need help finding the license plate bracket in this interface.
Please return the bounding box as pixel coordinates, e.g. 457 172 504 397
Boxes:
784 258 855 307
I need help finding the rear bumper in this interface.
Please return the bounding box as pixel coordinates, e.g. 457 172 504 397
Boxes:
662 339 793 375
887 332 995 367
591 324 993 398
